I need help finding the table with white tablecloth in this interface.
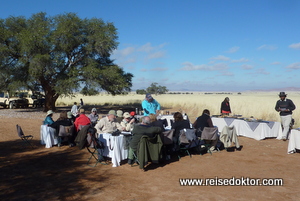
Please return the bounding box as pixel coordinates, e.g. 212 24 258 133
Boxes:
40 125 58 148
212 117 283 140
98 133 131 167
287 129 300 154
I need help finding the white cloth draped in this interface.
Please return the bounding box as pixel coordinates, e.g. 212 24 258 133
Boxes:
212 118 282 140
98 133 128 167
288 129 300 154
40 125 57 148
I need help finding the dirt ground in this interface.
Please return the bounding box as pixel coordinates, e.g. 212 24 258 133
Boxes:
0 107 300 201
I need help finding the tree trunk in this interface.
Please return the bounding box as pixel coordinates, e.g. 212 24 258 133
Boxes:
43 88 59 112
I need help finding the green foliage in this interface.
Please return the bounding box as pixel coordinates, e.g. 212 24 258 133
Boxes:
136 89 147 94
146 82 168 95
0 12 133 110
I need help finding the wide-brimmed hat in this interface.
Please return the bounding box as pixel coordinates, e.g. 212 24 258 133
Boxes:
108 110 116 116
91 108 97 112
123 112 131 118
279 92 287 97
47 110 54 116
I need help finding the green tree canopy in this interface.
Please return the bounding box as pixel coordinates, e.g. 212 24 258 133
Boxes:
0 12 133 111
146 82 168 95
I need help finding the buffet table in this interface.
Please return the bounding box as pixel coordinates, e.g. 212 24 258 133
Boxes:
98 133 131 167
212 117 283 140
287 129 300 154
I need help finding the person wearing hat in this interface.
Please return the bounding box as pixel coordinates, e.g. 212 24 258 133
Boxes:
74 108 91 131
88 108 99 126
116 110 123 123
121 112 136 131
275 92 296 141
220 97 231 115
141 93 161 116
43 110 54 125
94 110 124 134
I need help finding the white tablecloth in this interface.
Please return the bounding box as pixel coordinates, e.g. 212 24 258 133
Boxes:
212 118 283 140
98 133 129 167
40 125 58 148
287 129 300 154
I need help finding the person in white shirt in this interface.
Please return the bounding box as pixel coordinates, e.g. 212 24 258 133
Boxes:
71 102 78 117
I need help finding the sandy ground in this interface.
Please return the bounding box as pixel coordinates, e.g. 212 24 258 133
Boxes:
0 107 300 201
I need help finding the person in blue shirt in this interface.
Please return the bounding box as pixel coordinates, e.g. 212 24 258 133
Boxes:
44 110 55 125
142 93 161 116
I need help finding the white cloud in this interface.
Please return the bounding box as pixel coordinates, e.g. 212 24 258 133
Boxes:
180 62 228 71
255 68 269 75
210 55 230 61
289 43 300 49
150 67 168 71
231 58 249 63
271 61 281 65
241 64 253 70
147 51 165 59
257 45 277 50
226 46 240 53
138 43 154 52
220 71 234 76
285 62 300 70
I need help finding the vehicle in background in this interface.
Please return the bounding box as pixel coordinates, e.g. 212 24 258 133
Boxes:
0 91 45 109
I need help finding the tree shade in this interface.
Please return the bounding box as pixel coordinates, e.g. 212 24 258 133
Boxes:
0 12 133 111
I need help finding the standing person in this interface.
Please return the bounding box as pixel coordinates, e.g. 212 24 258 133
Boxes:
142 93 161 116
71 102 79 118
220 97 231 115
275 92 296 141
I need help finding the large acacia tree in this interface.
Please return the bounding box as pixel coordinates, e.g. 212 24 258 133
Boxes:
0 12 133 111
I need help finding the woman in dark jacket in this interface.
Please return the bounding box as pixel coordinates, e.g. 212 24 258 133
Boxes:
220 97 231 115
171 112 191 143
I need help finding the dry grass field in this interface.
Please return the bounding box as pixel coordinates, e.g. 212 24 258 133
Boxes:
57 91 300 127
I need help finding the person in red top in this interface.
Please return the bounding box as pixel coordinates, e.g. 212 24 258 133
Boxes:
220 97 231 115
74 108 91 131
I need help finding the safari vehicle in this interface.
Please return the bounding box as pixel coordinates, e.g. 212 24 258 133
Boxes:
0 91 29 109
0 91 45 109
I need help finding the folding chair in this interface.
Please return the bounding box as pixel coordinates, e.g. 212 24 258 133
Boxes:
16 124 34 148
85 127 107 167
220 126 240 151
200 127 219 155
177 128 198 159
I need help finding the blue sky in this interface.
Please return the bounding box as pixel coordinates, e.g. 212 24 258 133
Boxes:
1 0 300 92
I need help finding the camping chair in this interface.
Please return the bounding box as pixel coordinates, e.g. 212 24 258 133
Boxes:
177 128 198 159
16 124 34 148
200 127 219 155
219 126 240 151
85 127 107 167
136 134 163 170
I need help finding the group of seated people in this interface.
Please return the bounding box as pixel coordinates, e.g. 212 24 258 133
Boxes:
43 107 138 147
44 106 219 166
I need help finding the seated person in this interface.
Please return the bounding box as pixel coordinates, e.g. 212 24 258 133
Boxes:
44 110 54 125
49 111 74 147
94 110 124 134
121 112 136 131
74 108 91 131
88 108 99 126
67 111 75 124
149 113 165 131
116 110 123 123
127 116 162 165
171 112 191 144
193 109 218 152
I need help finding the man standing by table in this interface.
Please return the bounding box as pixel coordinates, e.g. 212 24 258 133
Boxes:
142 93 161 116
275 92 296 141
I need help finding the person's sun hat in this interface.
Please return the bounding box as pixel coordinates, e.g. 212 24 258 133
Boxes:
91 108 97 112
116 110 123 117
47 110 54 116
123 112 131 118
279 92 287 97
108 110 116 116
145 93 153 99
